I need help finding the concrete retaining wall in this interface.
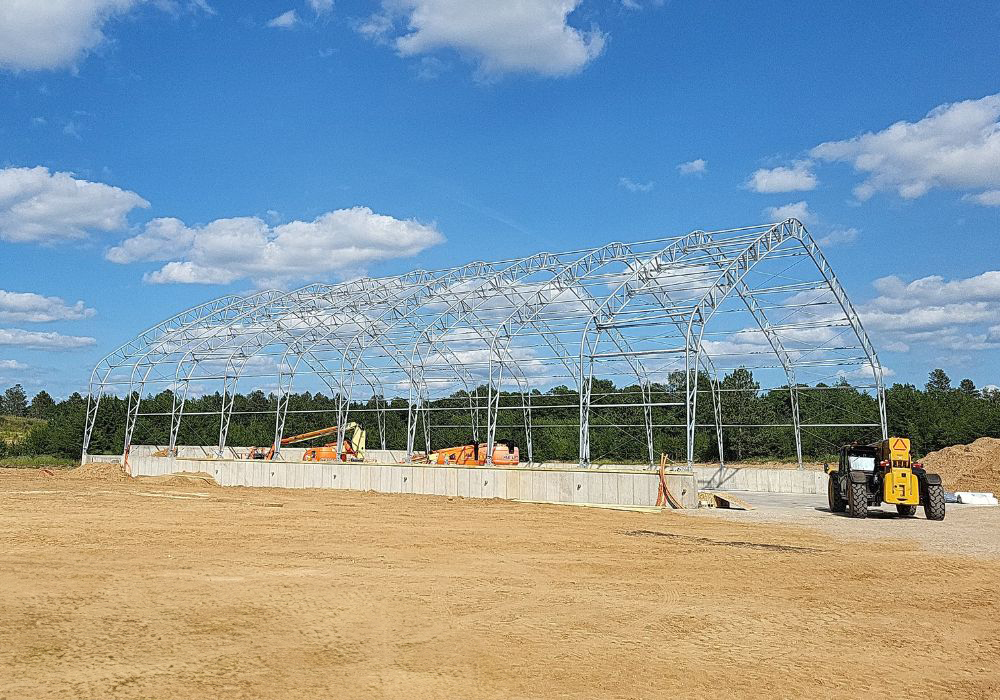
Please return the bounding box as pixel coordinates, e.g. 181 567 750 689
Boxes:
119 446 826 496
127 453 698 508
693 466 827 494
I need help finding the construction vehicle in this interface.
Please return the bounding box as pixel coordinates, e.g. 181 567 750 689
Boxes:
429 440 519 466
248 422 366 462
826 437 945 520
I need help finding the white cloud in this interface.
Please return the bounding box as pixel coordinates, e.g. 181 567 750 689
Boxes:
307 0 333 14
862 303 997 332
869 271 1000 310
266 9 300 29
0 1 213 71
816 227 858 247
763 201 816 226
104 217 195 263
745 161 818 193
0 359 27 370
0 166 149 243
857 270 1000 353
762 202 857 248
963 189 1000 207
0 0 137 71
360 0 606 78
108 207 444 286
677 158 707 176
0 290 96 323
810 93 1000 201
619 176 654 193
0 328 96 350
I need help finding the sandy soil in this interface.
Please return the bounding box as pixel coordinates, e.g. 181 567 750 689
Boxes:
2 469 999 700
683 491 1000 558
921 437 1000 495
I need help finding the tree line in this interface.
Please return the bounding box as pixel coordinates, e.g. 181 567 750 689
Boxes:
1 368 998 463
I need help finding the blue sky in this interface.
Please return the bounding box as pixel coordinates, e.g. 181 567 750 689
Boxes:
1 0 999 397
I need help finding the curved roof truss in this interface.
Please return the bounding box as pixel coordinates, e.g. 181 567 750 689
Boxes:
84 220 886 468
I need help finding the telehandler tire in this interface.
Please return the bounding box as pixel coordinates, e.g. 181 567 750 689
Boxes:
828 475 846 513
848 481 868 518
895 504 917 517
924 484 946 521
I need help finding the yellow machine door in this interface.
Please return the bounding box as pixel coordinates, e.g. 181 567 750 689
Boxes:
884 467 919 505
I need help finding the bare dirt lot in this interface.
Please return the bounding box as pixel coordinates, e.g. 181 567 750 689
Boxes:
2 468 999 700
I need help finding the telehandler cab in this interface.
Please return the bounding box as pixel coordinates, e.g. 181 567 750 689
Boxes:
826 437 945 520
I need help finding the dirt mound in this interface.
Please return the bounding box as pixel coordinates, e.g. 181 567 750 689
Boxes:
65 462 134 482
137 471 219 487
921 437 1000 494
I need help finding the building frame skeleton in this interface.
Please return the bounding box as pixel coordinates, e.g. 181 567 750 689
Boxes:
83 220 888 468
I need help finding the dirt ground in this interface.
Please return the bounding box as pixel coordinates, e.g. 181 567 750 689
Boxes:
2 469 999 700
921 437 1000 495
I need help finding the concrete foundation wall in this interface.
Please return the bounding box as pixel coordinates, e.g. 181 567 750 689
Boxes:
127 453 698 509
694 466 827 494
120 446 826 496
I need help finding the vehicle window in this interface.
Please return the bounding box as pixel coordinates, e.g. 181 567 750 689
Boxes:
848 455 876 471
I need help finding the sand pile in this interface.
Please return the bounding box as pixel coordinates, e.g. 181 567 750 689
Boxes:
65 462 134 482
136 471 219 487
920 437 1000 495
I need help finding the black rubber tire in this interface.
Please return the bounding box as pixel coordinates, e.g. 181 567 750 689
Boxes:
828 475 846 513
895 504 917 517
924 484 946 521
848 481 868 519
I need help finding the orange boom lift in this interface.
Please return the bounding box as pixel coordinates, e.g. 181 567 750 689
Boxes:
249 422 366 462
429 440 519 466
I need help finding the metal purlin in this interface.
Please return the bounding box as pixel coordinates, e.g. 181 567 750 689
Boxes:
82 292 278 461
80 219 885 470
683 221 886 466
270 266 488 457
165 281 374 454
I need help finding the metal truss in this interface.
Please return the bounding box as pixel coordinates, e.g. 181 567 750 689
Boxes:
83 219 887 469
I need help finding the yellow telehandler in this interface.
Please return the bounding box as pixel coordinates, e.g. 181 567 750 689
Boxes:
826 437 945 520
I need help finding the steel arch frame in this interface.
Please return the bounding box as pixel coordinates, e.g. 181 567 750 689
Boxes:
81 220 887 471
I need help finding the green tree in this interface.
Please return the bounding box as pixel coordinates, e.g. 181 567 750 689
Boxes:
28 390 56 419
925 369 951 392
720 368 765 461
2 384 28 416
958 378 979 397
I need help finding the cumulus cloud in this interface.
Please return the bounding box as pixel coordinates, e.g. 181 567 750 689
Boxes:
764 201 816 226
0 0 136 71
857 270 1000 352
0 166 149 243
359 0 606 78
0 359 28 370
810 93 1000 202
107 207 445 286
745 161 818 193
0 0 212 71
868 271 1000 310
266 9 300 29
0 328 96 350
762 201 858 248
677 158 707 176
815 227 859 247
619 176 654 193
0 290 96 323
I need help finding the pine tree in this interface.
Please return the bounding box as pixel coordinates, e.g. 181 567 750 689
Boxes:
925 369 952 392
28 390 56 419
2 384 28 416
958 379 979 397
